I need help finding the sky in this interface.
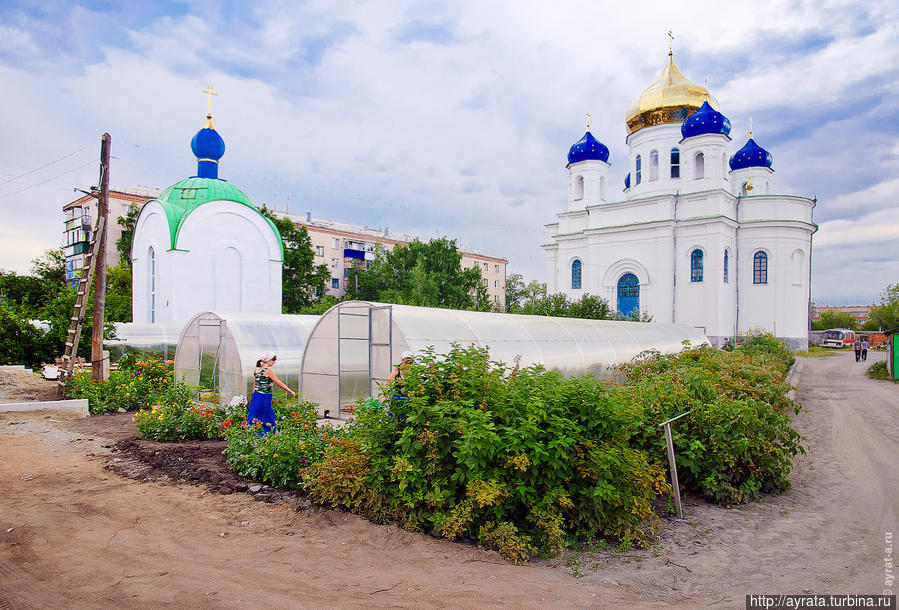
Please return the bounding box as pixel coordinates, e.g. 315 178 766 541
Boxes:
1 0 897 306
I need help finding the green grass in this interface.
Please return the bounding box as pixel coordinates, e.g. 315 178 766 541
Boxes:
793 345 838 357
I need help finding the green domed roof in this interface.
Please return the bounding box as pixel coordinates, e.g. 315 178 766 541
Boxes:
150 177 283 260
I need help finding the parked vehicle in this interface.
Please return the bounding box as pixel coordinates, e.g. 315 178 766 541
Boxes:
822 328 856 348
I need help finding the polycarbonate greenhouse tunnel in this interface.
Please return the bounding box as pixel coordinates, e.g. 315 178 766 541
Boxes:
106 322 185 362
298 301 710 418
174 311 320 404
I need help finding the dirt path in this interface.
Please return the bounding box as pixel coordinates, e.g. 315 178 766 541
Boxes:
0 351 895 608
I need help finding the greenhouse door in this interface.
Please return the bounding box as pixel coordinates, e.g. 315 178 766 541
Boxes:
196 318 224 397
368 305 393 398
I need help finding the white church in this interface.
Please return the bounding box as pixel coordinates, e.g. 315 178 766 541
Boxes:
131 109 283 324
543 50 817 349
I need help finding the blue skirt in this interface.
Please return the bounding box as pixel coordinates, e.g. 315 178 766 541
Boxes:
246 392 277 435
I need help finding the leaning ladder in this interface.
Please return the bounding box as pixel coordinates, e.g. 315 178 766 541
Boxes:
58 216 105 396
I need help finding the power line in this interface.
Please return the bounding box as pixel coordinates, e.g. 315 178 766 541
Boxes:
0 158 98 201
0 146 91 186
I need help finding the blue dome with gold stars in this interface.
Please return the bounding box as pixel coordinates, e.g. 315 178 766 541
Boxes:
568 131 610 165
681 101 731 139
729 138 773 171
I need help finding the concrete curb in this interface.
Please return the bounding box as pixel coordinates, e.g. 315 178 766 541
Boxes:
0 399 89 416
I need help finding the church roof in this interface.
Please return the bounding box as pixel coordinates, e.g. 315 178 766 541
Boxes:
150 177 284 259
729 138 773 171
567 130 610 165
681 101 731 139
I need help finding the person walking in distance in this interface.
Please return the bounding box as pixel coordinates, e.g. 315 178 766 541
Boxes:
861 337 869 362
853 337 862 362
246 351 295 435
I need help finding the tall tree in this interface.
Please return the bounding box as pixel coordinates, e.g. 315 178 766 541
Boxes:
504 273 526 312
812 309 858 331
346 238 489 311
869 283 899 330
259 207 330 313
116 203 142 268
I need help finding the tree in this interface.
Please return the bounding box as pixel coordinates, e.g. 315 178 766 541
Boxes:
116 203 142 268
105 263 132 323
812 309 858 331
869 283 899 330
504 273 526 311
260 207 330 313
524 280 547 307
346 238 489 311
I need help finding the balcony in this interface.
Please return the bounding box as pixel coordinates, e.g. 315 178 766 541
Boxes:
64 215 92 231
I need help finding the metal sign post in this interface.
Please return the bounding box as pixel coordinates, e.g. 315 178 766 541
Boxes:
658 411 690 519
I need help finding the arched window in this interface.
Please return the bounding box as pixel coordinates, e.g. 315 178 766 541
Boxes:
574 175 584 200
753 251 768 284
723 249 730 283
571 259 582 289
670 148 680 178
694 152 705 179
148 246 156 323
635 155 642 185
690 249 703 282
599 175 606 200
617 273 639 317
791 249 805 286
649 150 659 181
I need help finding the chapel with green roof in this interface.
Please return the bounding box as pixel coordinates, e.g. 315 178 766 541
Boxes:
131 107 283 324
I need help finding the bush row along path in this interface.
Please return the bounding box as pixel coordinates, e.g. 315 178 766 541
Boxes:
0 350 896 608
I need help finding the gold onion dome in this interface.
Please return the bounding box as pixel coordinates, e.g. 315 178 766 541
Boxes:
625 53 718 134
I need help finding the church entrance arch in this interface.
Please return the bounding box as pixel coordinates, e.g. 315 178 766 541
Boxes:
617 274 640 317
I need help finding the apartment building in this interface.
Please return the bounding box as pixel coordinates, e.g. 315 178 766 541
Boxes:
278 212 507 308
812 305 872 326
62 186 160 286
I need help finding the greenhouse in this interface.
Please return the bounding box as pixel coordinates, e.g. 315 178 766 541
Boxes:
106 322 184 361
299 301 709 418
174 311 320 403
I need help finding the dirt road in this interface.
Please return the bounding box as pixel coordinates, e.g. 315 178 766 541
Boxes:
0 351 895 608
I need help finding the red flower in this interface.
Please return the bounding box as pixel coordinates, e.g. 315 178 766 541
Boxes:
301 458 307 465
291 412 297 417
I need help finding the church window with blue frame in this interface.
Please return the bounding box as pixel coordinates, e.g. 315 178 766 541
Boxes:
690 249 703 282
617 273 639 317
571 259 582 289
723 249 729 283
670 148 680 178
635 155 642 185
753 251 768 284
649 150 659 181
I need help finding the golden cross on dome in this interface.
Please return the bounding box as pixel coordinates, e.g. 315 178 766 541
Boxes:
749 117 754 139
202 84 218 117
704 76 711 101
586 111 591 131
668 29 674 56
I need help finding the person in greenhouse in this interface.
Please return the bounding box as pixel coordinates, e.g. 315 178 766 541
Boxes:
246 351 295 435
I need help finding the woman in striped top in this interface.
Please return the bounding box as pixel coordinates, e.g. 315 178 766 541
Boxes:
246 351 295 435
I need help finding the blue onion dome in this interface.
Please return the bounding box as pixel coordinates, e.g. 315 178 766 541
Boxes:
191 115 226 179
729 137 773 171
568 131 610 165
681 101 731 139
624 172 631 189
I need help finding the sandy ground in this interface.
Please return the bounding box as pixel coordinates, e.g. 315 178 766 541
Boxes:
0 351 895 608
0 369 58 404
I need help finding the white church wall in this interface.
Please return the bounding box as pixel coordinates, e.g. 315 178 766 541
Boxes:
567 159 609 211
730 167 773 196
625 124 683 200
678 133 731 195
131 202 173 324
173 201 282 323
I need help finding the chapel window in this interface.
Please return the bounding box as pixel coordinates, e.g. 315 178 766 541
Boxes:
694 152 705 179
670 148 680 178
649 150 659 181
690 249 703 282
148 246 156 323
635 155 642 185
724 249 729 283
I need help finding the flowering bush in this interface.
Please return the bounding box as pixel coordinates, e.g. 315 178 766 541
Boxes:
67 357 174 414
223 400 335 489
133 381 222 441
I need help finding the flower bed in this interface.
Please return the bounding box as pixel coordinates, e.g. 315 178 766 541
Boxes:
67 357 173 414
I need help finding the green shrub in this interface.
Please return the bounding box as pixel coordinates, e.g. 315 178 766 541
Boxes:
302 346 670 560
67 357 173 414
223 400 334 488
133 381 222 441
619 344 804 506
866 360 892 381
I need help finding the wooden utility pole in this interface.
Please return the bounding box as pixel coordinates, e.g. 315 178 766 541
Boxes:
91 133 111 381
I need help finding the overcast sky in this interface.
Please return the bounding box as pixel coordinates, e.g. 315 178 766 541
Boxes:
1 0 897 306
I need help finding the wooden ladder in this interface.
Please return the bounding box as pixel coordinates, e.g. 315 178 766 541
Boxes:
58 216 105 396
